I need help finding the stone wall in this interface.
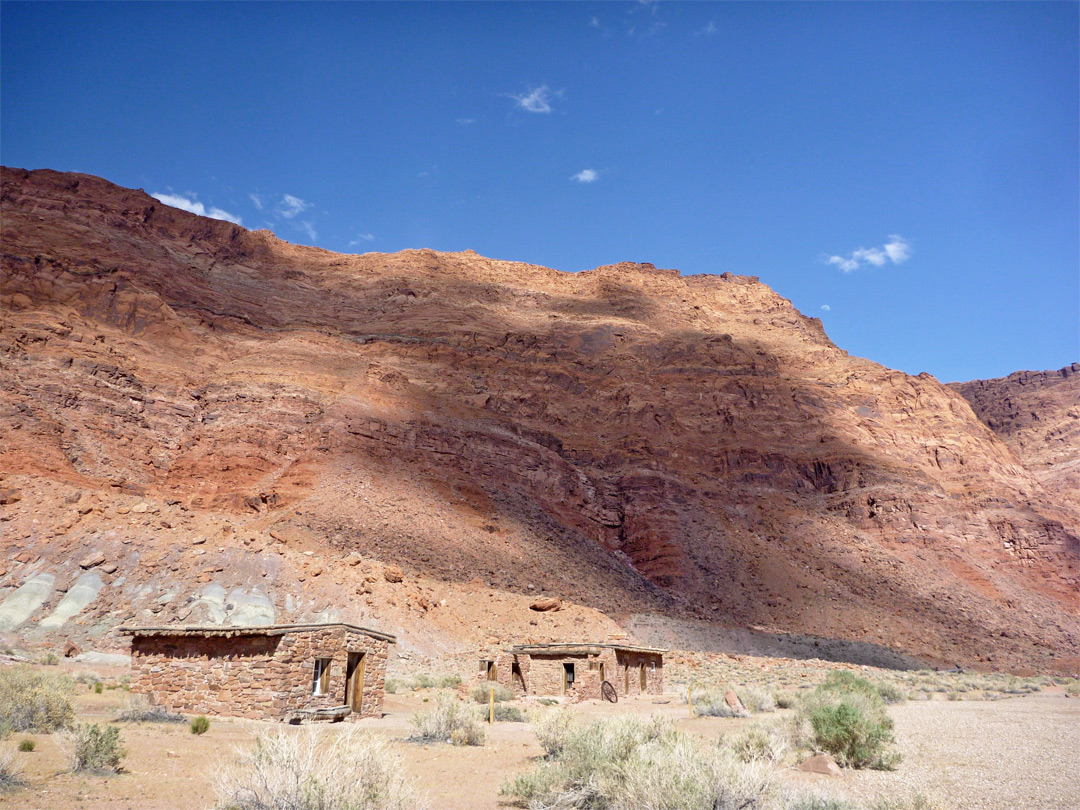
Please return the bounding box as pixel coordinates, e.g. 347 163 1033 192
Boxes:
129 626 390 720
493 648 663 702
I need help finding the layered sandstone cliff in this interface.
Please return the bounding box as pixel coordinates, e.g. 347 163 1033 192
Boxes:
1 168 1077 672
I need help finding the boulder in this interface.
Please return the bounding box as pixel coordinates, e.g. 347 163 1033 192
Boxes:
63 640 81 658
724 689 744 711
383 564 404 583
799 754 843 777
530 597 562 612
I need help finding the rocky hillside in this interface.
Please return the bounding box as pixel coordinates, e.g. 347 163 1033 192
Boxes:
951 366 1080 517
1 167 1077 673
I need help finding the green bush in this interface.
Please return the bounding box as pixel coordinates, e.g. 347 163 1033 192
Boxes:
411 674 436 690
493 704 525 722
807 696 899 770
16 739 34 753
773 692 796 709
469 682 514 704
191 716 211 735
384 678 404 694
0 667 75 733
214 726 423 810
409 695 484 746
67 723 126 773
438 674 462 688
94 681 104 694
819 671 905 705
40 653 59 666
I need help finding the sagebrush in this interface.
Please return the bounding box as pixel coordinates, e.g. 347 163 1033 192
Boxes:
66 723 126 773
469 682 514 704
216 726 424 810
409 695 484 746
0 667 75 733
115 695 185 724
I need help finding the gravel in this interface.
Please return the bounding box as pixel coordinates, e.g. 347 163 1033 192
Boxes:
825 693 1080 809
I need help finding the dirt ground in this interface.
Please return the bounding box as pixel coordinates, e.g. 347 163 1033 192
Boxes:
2 670 1077 810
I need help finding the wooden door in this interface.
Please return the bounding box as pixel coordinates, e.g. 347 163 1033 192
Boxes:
639 663 647 691
624 664 630 694
346 652 366 712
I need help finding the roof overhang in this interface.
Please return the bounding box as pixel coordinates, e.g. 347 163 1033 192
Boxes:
118 622 397 644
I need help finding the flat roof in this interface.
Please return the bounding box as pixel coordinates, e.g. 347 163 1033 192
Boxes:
119 622 396 643
508 642 665 656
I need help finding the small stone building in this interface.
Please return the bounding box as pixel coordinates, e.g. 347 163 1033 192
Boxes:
485 643 664 702
120 622 395 721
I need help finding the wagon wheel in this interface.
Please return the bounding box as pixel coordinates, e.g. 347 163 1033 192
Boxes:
601 680 618 703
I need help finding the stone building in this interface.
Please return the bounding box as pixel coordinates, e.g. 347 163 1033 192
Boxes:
483 642 664 702
120 622 395 721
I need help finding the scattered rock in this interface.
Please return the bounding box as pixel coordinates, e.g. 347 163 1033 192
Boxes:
63 640 81 658
383 565 404 583
0 489 20 505
530 597 562 612
799 754 843 777
79 552 106 569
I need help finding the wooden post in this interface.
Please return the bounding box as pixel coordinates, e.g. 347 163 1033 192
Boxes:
489 683 495 724
688 683 693 717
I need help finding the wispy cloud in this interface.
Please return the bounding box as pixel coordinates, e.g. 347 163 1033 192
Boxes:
824 235 911 273
298 221 318 242
589 16 600 28
277 193 311 219
249 193 264 211
456 118 475 125
695 21 718 36
348 233 375 247
509 85 558 114
151 192 242 225
572 169 599 183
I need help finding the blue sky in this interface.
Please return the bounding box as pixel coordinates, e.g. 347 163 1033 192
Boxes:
2 2 1076 382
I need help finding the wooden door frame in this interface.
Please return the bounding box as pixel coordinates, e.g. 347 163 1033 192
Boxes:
345 652 366 712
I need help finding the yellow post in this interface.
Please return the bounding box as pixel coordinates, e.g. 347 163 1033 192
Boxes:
489 683 495 724
688 683 693 717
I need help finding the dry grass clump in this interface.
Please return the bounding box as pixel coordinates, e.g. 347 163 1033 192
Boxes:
0 752 25 792
115 694 186 724
409 694 484 746
727 720 790 764
502 714 779 810
687 689 750 718
385 672 462 693
0 666 75 733
740 687 777 713
216 726 424 810
787 793 942 810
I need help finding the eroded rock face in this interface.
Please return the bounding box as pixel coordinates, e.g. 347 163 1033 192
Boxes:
1 167 1077 672
951 365 1080 516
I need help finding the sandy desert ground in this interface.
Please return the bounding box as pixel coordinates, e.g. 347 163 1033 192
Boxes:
1 659 1077 810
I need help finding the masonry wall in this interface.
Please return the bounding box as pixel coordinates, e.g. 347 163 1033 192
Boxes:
129 627 390 720
493 648 663 701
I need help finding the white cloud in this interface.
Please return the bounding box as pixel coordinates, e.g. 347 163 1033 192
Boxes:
825 235 911 273
277 193 311 219
249 193 264 211
884 235 912 263
590 16 600 28
456 118 475 125
820 304 831 311
510 85 557 114
299 221 318 242
572 169 598 183
695 21 718 36
348 233 375 247
151 192 242 225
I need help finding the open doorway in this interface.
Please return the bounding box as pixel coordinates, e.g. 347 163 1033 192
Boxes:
562 663 575 694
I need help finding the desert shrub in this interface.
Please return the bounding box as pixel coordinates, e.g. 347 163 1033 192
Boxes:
0 720 10 741
384 678 404 694
728 721 789 764
16 739 34 753
66 723 126 773
819 671 905 705
806 695 899 770
470 682 514 704
439 674 462 688
534 709 575 758
740 687 776 713
409 695 484 746
215 726 424 810
0 752 25 792
0 666 75 733
40 653 58 666
502 715 776 810
411 673 436 690
786 797 856 810
773 692 796 709
191 716 211 735
94 681 104 694
493 704 525 723
537 697 557 707
693 692 749 718
874 682 906 705
115 695 186 724
1065 680 1080 697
